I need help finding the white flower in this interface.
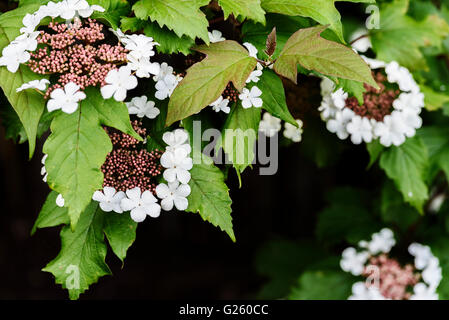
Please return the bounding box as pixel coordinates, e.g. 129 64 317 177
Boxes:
37 1 63 19
385 61 419 93
422 257 442 289
246 69 262 83
17 79 50 92
41 154 48 182
239 86 263 108
348 282 386 300
20 13 42 34
283 119 303 142
428 193 446 213
156 181 191 211
409 243 433 270
359 228 396 255
393 91 425 113
127 55 160 78
373 111 407 147
330 88 348 109
56 194 65 208
125 34 158 59
162 129 191 154
208 30 225 43
101 66 138 102
349 29 371 53
126 95 160 119
92 187 126 213
318 85 347 121
209 96 230 113
160 148 193 184
409 283 438 300
47 82 86 114
340 247 369 276
153 62 173 82
400 109 422 138
326 108 354 140
0 41 30 73
59 0 90 20
15 32 40 52
346 115 374 144
362 56 387 70
320 77 336 96
77 4 105 18
110 28 126 41
120 187 161 222
155 74 179 100
319 96 340 121
259 112 281 137
243 42 258 58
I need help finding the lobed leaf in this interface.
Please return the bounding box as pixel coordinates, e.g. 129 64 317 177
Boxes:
166 40 257 126
273 25 377 87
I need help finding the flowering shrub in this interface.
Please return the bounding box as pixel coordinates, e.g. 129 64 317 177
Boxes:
1 0 449 300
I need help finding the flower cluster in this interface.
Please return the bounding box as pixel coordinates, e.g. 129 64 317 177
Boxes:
102 121 163 194
259 112 304 142
156 129 193 211
91 125 193 223
0 0 104 73
0 0 166 114
319 58 424 147
341 228 442 300
152 62 182 100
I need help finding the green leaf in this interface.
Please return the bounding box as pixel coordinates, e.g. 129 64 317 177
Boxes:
103 212 137 263
187 156 235 242
90 0 131 29
288 270 353 300
366 140 384 168
380 181 420 232
144 22 195 55
43 202 111 300
132 0 210 43
43 88 139 229
371 0 449 70
32 191 69 235
316 204 380 246
0 101 28 144
418 126 449 182
258 69 297 126
273 25 377 87
421 85 449 111
0 4 49 158
260 0 375 43
166 41 257 126
428 236 449 299
379 136 429 212
216 103 261 174
217 0 266 24
255 239 330 299
334 78 366 104
120 17 146 32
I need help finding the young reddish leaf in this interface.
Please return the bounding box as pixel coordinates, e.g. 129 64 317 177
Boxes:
265 26 277 57
273 25 377 88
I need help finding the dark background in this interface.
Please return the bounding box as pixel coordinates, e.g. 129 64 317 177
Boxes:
0 2 374 299
0 112 376 300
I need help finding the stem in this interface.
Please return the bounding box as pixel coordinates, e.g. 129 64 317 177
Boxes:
34 88 45 96
349 34 368 46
